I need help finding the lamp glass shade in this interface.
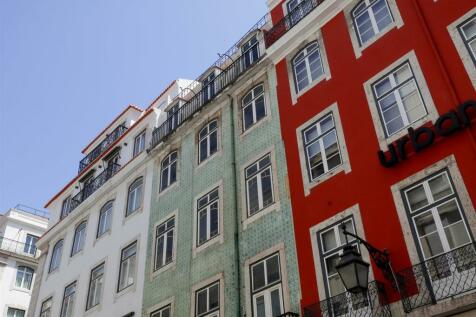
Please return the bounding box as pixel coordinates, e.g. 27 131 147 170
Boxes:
335 245 370 293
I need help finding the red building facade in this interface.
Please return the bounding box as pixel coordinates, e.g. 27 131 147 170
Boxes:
264 0 476 315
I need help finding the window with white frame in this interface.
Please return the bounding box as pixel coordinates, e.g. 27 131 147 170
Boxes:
250 253 284 317
71 221 87 256
242 34 260 69
40 297 52 317
24 233 39 255
195 281 220 317
458 14 476 65
97 200 113 237
292 42 324 93
60 281 76 317
133 130 146 157
372 62 427 137
118 241 137 292
196 188 219 247
86 262 104 310
154 216 175 271
151 304 171 317
15 266 34 290
302 113 342 182
160 152 178 192
352 0 394 45
203 72 216 103
242 84 266 131
198 120 218 164
49 239 63 272
168 103 181 131
60 196 71 220
126 177 143 216
245 154 274 217
7 308 25 317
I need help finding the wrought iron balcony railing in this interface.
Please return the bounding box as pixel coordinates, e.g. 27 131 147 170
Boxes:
303 281 391 317
278 313 299 317
396 242 476 313
149 44 262 150
265 0 325 48
78 124 127 174
0 236 39 259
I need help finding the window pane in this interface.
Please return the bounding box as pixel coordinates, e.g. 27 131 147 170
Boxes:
255 96 266 122
200 139 208 162
243 105 254 130
197 290 207 315
209 131 218 155
406 184 428 211
437 200 462 227
462 18 476 39
261 169 274 208
170 162 177 184
209 283 219 310
356 12 375 44
372 0 392 31
323 131 341 170
156 236 164 268
374 78 392 97
267 255 280 284
445 221 470 250
252 262 265 291
210 203 219 237
271 288 283 316
321 230 337 252
255 295 266 317
428 174 452 202
400 81 425 123
304 126 318 143
247 177 260 215
166 230 174 263
198 210 207 245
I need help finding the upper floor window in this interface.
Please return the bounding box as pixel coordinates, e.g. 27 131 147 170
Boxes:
71 221 87 256
292 42 324 93
303 113 342 182
60 281 76 317
250 253 284 317
242 84 266 131
60 196 72 220
97 200 113 237
372 62 426 137
49 239 64 272
40 297 52 317
195 281 220 317
126 177 143 216
133 130 146 157
7 308 25 317
352 0 393 45
151 305 171 317
203 72 216 103
86 262 105 310
242 34 260 69
15 266 34 290
24 234 39 255
154 216 175 271
167 103 181 131
198 120 218 164
160 152 178 192
458 15 476 65
245 154 274 217
197 188 220 247
118 241 137 292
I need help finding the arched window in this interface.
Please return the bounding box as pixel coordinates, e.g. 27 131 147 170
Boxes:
160 152 177 192
97 200 114 237
126 177 143 216
242 84 266 131
15 266 34 289
352 0 393 45
49 239 64 272
198 120 218 163
71 221 87 256
292 41 324 92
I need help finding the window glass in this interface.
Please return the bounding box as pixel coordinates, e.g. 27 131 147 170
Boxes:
97 200 113 237
87 263 104 310
160 152 178 191
251 254 284 317
71 221 87 256
7 308 25 317
154 216 175 270
242 84 266 131
15 266 34 289
118 242 137 291
133 131 146 157
197 188 220 246
352 0 393 45
49 239 63 272
292 42 324 92
60 282 76 317
195 282 220 317
198 120 219 163
40 298 52 317
127 178 143 216
245 154 274 217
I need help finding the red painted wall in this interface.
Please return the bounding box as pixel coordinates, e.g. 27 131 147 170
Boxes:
271 0 476 310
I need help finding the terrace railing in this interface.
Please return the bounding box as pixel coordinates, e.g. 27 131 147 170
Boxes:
0 236 39 259
78 124 127 174
14 204 49 219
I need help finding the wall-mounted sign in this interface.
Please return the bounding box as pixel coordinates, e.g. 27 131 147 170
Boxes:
378 100 476 167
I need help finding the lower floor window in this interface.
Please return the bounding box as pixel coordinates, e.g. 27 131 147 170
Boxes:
118 241 137 291
151 305 171 317
15 266 34 290
87 263 105 309
60 281 76 317
40 297 52 317
7 308 25 317
195 281 220 317
197 188 220 246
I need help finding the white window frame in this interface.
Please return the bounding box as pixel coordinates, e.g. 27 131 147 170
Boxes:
86 262 105 310
71 221 87 256
194 281 220 317
126 177 143 216
97 200 113 237
24 234 38 255
7 308 25 317
160 152 178 192
196 188 220 247
150 304 172 317
198 120 219 164
60 281 76 317
133 130 146 157
117 241 137 292
60 196 71 220
245 154 275 217
154 216 176 271
49 239 64 273
241 84 267 132
15 266 34 290
292 41 324 93
351 0 394 45
242 34 260 68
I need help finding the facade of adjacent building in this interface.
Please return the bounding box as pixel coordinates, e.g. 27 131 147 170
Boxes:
0 205 48 317
264 0 476 316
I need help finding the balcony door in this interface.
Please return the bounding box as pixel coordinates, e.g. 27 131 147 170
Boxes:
167 103 181 132
203 72 216 104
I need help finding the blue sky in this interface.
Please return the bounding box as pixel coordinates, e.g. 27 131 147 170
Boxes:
0 0 268 212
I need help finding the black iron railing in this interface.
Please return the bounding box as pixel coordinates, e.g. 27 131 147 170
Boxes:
303 281 391 317
149 44 262 150
78 124 127 174
278 313 299 317
0 236 39 259
265 0 325 48
396 242 476 313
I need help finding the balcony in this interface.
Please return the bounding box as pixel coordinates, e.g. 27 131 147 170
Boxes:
14 204 49 219
78 124 127 174
265 0 325 48
0 236 39 259
396 242 476 313
303 281 391 317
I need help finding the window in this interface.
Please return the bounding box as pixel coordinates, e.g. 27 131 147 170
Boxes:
292 42 324 93
250 253 284 317
242 84 266 131
154 216 175 271
40 298 52 317
97 200 113 237
167 103 181 131
71 221 87 256
60 196 71 220
198 120 218 163
352 0 393 45
458 15 476 65
118 241 137 292
196 188 220 247
24 234 39 255
126 177 143 216
7 308 25 317
133 130 146 157
60 281 76 317
242 34 260 68
245 154 274 217
49 239 63 272
372 62 426 137
203 72 216 103
195 281 220 317
303 113 342 182
86 263 105 310
150 305 171 317
15 266 34 290
160 152 178 192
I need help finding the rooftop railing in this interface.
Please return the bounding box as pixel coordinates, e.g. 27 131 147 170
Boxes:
14 204 49 219
78 124 127 174
0 236 39 259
